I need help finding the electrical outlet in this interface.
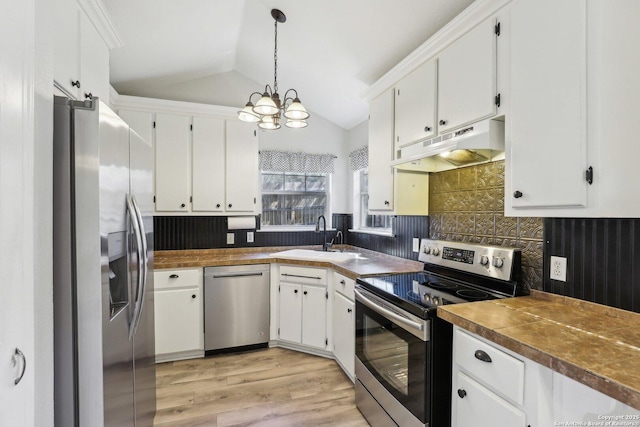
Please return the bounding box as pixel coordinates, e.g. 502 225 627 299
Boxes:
412 238 420 253
247 231 254 243
550 256 567 282
227 233 235 245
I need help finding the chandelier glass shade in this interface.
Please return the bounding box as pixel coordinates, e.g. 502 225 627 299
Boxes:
238 9 309 130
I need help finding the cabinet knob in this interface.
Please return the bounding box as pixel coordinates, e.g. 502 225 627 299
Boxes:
71 80 81 88
84 92 93 100
303 290 308 295
347 308 352 313
180 203 186 208
457 389 467 398
192 294 196 299
228 203 232 208
424 126 432 132
294 289 298 293
169 274 179 279
384 200 390 206
216 203 221 208
513 191 523 199
340 280 345 285
439 119 447 126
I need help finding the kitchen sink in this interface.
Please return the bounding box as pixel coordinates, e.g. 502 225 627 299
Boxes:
269 249 366 262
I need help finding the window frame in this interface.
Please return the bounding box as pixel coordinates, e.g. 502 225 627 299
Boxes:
353 169 393 234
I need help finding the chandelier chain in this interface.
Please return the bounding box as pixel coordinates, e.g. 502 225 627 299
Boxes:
273 19 278 95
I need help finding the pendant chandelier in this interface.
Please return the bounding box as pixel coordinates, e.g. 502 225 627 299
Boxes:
237 9 310 130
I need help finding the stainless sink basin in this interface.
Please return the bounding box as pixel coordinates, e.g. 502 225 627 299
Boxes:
269 249 367 262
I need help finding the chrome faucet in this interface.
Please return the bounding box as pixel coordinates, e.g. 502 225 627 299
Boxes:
335 230 344 252
315 215 328 251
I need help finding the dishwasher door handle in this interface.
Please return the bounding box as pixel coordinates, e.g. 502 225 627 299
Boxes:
211 272 264 279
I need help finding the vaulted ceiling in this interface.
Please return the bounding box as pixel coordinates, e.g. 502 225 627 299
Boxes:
103 0 475 130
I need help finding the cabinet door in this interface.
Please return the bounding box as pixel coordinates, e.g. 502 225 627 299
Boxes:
368 88 395 211
455 372 526 427
508 0 587 210
54 0 80 98
192 116 225 212
225 121 258 212
332 292 354 378
278 282 302 343
79 11 109 102
438 17 497 133
154 113 191 212
394 58 437 150
301 285 327 349
154 288 202 355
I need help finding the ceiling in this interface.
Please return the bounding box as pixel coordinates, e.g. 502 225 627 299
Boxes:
103 0 476 130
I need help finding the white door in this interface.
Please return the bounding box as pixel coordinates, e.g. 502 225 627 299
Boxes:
278 283 302 343
154 288 202 355
225 120 258 212
301 286 327 349
0 0 35 424
368 88 395 211
332 292 355 377
53 0 80 98
437 17 497 132
154 113 191 212
191 116 225 212
79 10 109 102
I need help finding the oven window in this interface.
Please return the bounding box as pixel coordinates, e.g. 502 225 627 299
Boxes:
363 315 409 395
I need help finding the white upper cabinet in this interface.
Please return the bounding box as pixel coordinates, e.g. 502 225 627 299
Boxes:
394 58 437 151
368 88 395 211
154 114 191 212
437 16 498 134
191 116 225 212
507 0 587 211
506 0 640 217
225 121 258 212
53 0 120 102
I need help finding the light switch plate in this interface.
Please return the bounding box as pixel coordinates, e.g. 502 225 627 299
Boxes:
247 231 254 243
227 233 235 245
412 238 420 253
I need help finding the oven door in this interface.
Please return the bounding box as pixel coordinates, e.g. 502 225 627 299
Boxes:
355 286 431 425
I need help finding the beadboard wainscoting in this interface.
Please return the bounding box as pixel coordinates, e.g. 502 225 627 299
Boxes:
544 218 640 313
428 160 544 290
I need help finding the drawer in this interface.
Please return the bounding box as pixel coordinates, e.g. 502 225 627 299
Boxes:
154 268 202 290
455 329 525 405
334 272 354 300
280 265 327 285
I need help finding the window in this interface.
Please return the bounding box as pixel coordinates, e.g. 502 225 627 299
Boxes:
261 172 330 227
355 169 392 232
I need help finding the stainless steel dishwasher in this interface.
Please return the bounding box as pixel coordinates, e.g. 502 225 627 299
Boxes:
204 264 270 352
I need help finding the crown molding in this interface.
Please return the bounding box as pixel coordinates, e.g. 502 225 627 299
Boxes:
77 0 123 49
114 94 239 119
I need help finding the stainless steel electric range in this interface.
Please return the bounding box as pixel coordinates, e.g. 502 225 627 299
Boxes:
354 239 526 427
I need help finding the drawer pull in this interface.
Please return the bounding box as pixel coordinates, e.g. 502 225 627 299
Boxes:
457 388 467 398
192 294 196 299
474 349 492 363
282 273 321 280
340 280 346 285
169 274 179 279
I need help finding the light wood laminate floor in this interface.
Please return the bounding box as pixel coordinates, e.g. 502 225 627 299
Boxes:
154 347 370 426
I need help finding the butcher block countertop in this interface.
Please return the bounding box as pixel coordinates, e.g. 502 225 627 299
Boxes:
438 290 640 410
154 246 424 280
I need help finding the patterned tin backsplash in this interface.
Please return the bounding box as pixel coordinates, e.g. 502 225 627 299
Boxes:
428 160 544 290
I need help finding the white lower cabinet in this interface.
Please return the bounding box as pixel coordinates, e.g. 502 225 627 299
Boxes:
332 272 355 380
277 265 328 351
153 268 204 362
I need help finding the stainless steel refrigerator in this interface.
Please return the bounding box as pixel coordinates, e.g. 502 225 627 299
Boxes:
53 96 156 426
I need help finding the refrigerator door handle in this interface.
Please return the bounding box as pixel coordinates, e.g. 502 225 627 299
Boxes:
126 193 145 341
130 195 148 336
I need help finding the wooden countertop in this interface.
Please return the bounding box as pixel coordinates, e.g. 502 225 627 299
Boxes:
154 246 425 280
438 290 640 410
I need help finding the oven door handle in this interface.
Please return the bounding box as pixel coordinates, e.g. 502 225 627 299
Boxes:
355 289 424 332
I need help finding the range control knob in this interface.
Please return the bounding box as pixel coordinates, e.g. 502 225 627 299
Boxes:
423 246 431 254
431 247 440 256
492 257 504 268
480 255 489 266
432 296 440 306
422 293 431 303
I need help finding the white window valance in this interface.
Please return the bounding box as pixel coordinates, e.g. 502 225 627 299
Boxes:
349 146 368 171
259 150 335 174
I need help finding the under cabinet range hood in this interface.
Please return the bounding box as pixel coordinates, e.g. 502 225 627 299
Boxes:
391 118 505 172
